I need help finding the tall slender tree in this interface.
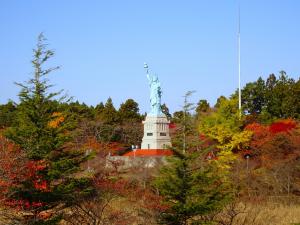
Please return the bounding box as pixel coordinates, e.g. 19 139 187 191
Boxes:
5 33 93 224
154 92 232 225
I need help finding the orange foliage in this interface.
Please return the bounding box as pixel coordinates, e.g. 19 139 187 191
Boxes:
84 137 101 151
245 122 269 138
244 119 300 168
269 118 297 134
48 112 64 128
0 134 49 210
94 175 168 213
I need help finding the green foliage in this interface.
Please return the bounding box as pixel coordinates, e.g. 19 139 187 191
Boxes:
242 77 266 115
172 111 184 124
266 71 299 119
67 101 95 120
100 97 119 124
0 101 17 128
95 123 122 142
214 95 226 108
4 33 93 222
118 98 141 122
5 33 63 160
241 72 300 122
155 150 232 225
196 99 210 114
154 92 233 225
95 102 104 114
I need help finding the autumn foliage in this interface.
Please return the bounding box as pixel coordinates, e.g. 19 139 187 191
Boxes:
48 112 65 128
269 119 297 134
244 119 300 167
0 134 48 210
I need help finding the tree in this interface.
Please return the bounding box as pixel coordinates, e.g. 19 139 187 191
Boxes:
118 98 141 122
4 33 93 224
244 119 300 197
155 151 232 225
214 95 227 108
241 77 266 115
101 97 119 124
240 72 300 122
196 99 210 114
172 111 184 124
95 102 104 115
0 101 17 128
154 92 232 225
199 97 252 168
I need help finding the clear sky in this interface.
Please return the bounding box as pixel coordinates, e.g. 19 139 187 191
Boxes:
1 0 299 114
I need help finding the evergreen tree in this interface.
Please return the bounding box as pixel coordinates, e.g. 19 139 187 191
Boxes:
95 102 105 115
155 151 232 225
5 33 93 224
67 101 95 121
101 97 119 124
118 98 141 122
0 101 17 128
155 92 232 225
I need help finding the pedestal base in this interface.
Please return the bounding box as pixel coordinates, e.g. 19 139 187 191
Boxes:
141 115 172 150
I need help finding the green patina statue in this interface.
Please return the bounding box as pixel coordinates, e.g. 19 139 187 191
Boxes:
144 63 163 116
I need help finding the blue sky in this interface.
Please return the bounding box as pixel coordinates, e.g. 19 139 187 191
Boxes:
1 1 299 113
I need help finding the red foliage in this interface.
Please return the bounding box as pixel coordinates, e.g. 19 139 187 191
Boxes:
84 137 101 151
95 178 129 196
169 123 176 129
244 119 300 168
269 119 297 134
94 175 169 213
137 189 169 212
0 134 49 210
199 133 216 150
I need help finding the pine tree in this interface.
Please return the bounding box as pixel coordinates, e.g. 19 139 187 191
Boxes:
0 101 17 128
118 98 141 122
101 97 119 124
154 92 233 225
5 33 93 224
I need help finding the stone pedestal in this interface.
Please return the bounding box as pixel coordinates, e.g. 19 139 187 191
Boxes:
141 115 172 149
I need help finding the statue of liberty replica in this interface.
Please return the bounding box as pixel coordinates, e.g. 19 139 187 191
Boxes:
141 63 172 150
145 63 163 116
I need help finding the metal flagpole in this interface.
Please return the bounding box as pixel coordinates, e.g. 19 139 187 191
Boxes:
238 4 242 117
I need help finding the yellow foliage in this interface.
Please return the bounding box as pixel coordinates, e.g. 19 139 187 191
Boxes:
199 97 253 173
48 112 64 128
219 130 253 152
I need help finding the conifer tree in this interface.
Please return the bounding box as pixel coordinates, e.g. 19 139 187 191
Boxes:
101 97 119 124
0 101 16 128
118 98 141 122
154 92 232 225
5 33 93 224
